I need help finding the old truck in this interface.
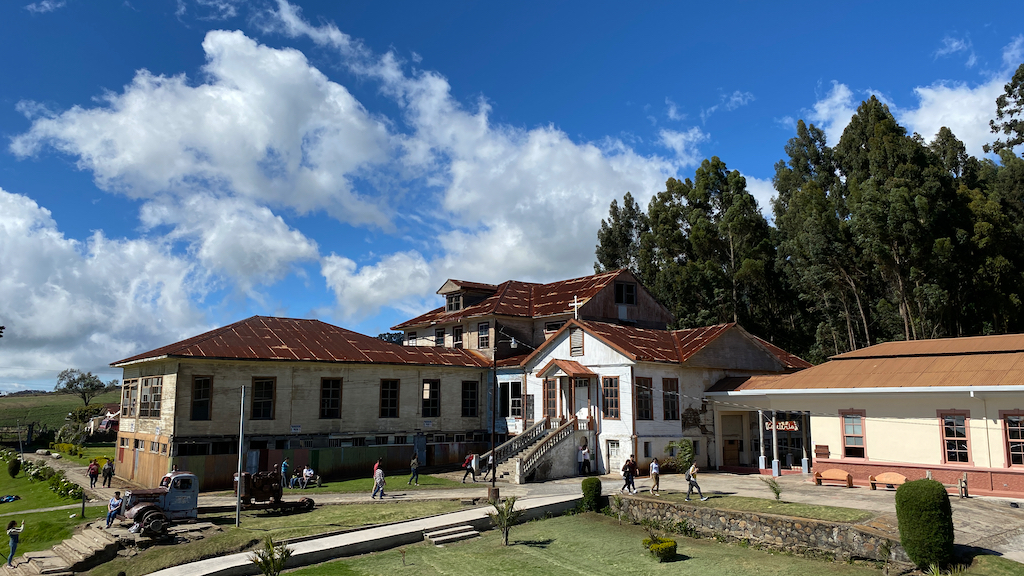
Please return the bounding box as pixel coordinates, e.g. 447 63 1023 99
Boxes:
121 470 315 536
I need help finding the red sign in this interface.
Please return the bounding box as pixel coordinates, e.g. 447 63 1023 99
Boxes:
765 420 799 431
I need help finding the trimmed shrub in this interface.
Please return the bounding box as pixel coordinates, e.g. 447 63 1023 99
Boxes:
7 458 20 478
895 479 953 568
649 539 677 562
581 477 602 511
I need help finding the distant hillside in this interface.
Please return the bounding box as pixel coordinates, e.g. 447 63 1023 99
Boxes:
0 391 122 435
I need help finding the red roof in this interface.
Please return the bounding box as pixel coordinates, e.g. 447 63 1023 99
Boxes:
537 359 597 378
392 270 627 330
111 316 491 369
521 319 809 369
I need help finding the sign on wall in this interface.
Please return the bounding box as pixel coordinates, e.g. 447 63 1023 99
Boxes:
764 420 799 431
290 425 301 433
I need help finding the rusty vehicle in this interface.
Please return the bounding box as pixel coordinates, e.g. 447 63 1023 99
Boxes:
234 471 315 512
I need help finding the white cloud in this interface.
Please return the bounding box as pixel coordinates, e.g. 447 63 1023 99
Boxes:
666 98 685 121
0 187 208 388
11 30 394 228
935 35 976 68
658 128 709 167
24 1 65 14
807 81 859 147
742 175 776 223
178 0 244 20
701 90 755 124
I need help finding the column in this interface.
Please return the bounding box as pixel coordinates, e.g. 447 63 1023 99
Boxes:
801 411 810 473
757 409 766 470
771 410 781 477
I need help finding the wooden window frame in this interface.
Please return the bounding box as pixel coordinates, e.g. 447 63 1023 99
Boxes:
1000 409 1024 468
406 331 416 346
379 379 399 418
662 378 679 420
320 378 343 419
434 329 445 347
138 376 162 418
191 376 212 421
461 381 478 417
446 294 462 312
122 379 138 418
542 378 558 418
569 327 584 357
422 379 440 418
251 377 276 420
453 326 464 349
614 282 637 305
937 409 972 465
635 377 653 420
544 321 566 332
510 381 523 417
839 409 866 459
601 377 620 419
477 322 490 349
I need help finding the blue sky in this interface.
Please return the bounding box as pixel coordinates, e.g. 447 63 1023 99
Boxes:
1 0 1022 391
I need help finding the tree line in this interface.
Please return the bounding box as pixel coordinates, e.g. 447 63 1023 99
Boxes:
595 64 1024 363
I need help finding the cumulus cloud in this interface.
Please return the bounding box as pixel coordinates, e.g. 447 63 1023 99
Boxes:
807 81 859 147
24 1 65 14
0 187 208 387
658 128 710 167
742 175 776 223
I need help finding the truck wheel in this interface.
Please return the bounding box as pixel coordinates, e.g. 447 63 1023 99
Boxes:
300 497 314 511
140 510 168 534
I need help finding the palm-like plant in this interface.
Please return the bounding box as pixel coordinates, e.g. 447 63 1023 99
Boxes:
488 496 525 546
250 536 292 576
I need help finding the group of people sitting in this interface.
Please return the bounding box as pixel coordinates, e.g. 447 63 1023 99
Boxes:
279 459 318 489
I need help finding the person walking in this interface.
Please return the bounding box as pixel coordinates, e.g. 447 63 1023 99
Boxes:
581 445 590 474
482 453 494 481
577 446 585 475
461 453 476 483
621 456 637 494
371 466 386 499
87 459 100 489
6 520 23 567
408 454 419 486
101 459 114 488
106 491 123 528
685 462 709 501
649 458 661 496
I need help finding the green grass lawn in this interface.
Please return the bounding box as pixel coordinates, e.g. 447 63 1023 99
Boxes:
658 494 874 523
0 505 107 558
83 500 465 576
0 469 89 514
0 390 121 434
76 443 116 469
284 513 887 576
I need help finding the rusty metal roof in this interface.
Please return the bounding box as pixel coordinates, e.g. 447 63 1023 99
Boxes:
393 270 629 330
439 279 499 294
520 319 808 369
707 375 788 393
536 359 597 378
719 333 1024 391
111 316 491 369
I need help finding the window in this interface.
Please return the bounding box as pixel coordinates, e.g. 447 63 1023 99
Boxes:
446 294 462 312
161 443 168 454
406 332 416 346
939 411 970 464
252 378 275 420
569 327 584 357
543 379 557 418
453 326 464 349
454 433 466 443
191 376 212 421
177 443 210 456
662 378 679 420
544 321 566 332
150 441 159 452
607 439 620 460
462 381 478 417
510 381 523 417
644 441 651 458
635 377 653 420
422 380 440 417
139 377 162 418
319 378 342 419
1003 411 1024 466
380 379 399 418
394 435 408 445
477 323 489 348
614 282 637 305
693 440 700 455
602 377 620 419
434 329 445 347
120 437 129 447
375 436 389 446
122 379 138 417
840 410 866 458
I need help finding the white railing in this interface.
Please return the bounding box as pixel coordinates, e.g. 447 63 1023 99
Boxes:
520 416 576 478
481 416 550 466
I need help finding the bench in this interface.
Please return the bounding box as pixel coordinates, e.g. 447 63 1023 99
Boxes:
869 472 907 490
927 470 969 498
814 468 853 488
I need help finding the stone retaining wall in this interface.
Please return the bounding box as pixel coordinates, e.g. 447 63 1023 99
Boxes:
619 496 910 564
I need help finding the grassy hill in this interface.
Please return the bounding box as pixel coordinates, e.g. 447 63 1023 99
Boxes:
0 390 121 433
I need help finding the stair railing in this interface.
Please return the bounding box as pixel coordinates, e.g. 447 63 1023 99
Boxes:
481 416 550 466
520 416 577 479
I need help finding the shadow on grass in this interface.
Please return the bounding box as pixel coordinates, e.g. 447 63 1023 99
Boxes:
514 538 554 548
663 553 691 563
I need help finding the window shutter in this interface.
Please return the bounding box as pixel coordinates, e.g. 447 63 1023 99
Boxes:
569 327 584 356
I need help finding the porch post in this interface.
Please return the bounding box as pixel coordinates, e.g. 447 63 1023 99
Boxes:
801 411 810 473
771 410 781 477
757 409 766 470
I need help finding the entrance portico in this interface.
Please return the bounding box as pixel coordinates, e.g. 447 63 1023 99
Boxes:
536 359 596 428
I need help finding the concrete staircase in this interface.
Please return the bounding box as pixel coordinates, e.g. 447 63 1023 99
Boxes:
2 520 120 576
424 525 479 545
492 436 550 482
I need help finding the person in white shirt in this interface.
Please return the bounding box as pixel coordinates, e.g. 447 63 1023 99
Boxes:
649 458 661 496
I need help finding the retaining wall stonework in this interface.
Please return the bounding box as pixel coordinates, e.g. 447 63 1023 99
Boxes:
619 497 910 564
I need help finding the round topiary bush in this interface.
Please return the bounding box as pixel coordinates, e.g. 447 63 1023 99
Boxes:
649 539 677 562
895 479 953 568
7 458 20 479
581 477 602 511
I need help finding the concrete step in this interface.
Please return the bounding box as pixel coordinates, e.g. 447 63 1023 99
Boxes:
50 543 85 568
19 551 70 575
423 525 474 540
425 525 480 546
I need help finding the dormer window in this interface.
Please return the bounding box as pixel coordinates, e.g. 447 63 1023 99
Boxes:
614 282 637 305
446 294 463 312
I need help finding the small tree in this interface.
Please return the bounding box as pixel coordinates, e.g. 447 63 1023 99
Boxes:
55 369 108 406
664 438 695 473
760 476 783 501
895 479 953 568
581 477 602 511
250 536 292 576
7 459 20 479
488 496 525 546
